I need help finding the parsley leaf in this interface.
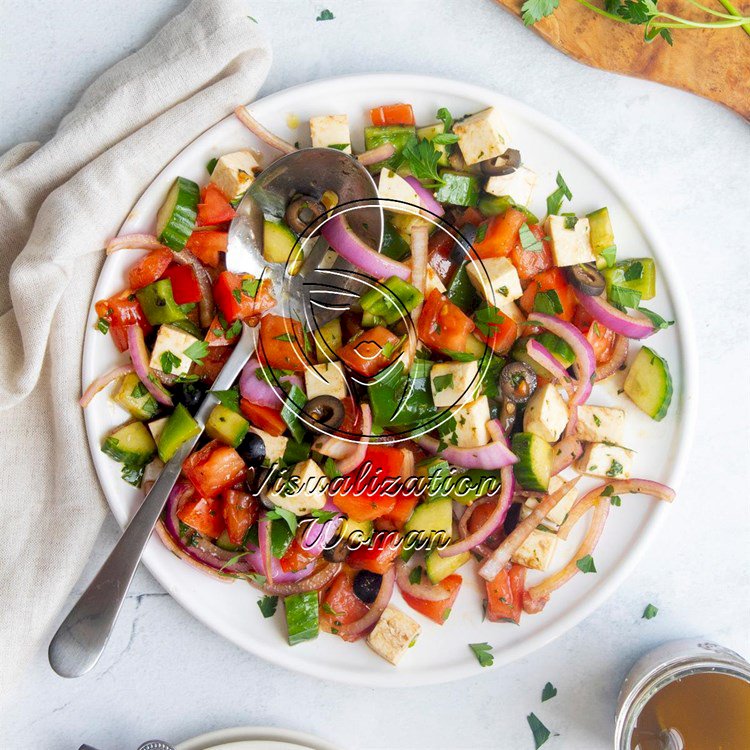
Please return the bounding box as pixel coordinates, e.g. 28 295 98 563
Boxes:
409 565 423 585
257 595 278 618
474 304 507 337
328 143 350 151
623 260 644 281
401 135 443 186
311 509 338 524
600 245 617 267
542 682 558 702
432 373 454 393
609 285 642 310
206 157 218 175
546 172 572 215
96 317 110 334
436 107 454 131
533 289 564 316
576 554 597 573
266 506 298 535
639 307 674 331
475 223 488 243
519 223 544 253
131 381 148 399
469 642 494 667
316 9 334 21
642 603 659 619
210 387 240 413
323 457 341 479
606 459 624 477
527 713 553 748
183 340 209 366
242 278 260 297
521 0 559 24
160 351 181 374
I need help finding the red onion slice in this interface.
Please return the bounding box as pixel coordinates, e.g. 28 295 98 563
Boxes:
126 325 173 406
337 565 395 639
321 214 411 281
336 403 372 474
439 465 514 558
396 555 452 601
595 334 629 382
106 233 167 255
415 431 518 470
260 562 342 597
479 477 580 581
526 339 574 396
573 288 656 339
170 248 215 328
356 142 396 166
550 435 584 476
301 515 343 557
313 433 358 460
240 358 303 409
403 176 445 218
234 106 296 154
80 364 134 407
409 224 428 323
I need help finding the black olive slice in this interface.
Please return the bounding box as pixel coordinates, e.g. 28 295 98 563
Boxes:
499 361 537 405
304 395 345 432
565 262 606 296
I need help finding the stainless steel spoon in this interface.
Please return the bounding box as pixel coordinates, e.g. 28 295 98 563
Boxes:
49 325 257 678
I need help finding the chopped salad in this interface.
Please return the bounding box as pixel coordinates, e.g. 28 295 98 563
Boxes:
84 100 676 666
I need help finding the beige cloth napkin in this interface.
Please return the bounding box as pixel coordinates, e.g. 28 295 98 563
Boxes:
0 0 270 698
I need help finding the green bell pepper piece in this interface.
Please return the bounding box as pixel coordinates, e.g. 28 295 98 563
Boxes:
369 360 435 429
363 125 416 172
280 384 308 443
446 261 481 313
478 194 538 224
136 279 185 326
381 219 411 261
158 403 200 462
434 171 480 207
602 258 656 301
360 276 424 326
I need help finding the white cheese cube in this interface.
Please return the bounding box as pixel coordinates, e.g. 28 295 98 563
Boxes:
576 442 635 479
512 528 559 571
430 360 480 408
453 107 511 166
449 395 491 448
498 300 525 325
304 361 347 401
367 605 421 665
149 324 201 377
484 165 537 206
523 475 580 529
378 168 421 214
209 150 259 202
523 383 569 443
466 257 523 304
265 458 328 515
147 417 169 444
424 264 446 296
310 114 351 154
575 405 625 444
248 427 288 466
546 215 595 268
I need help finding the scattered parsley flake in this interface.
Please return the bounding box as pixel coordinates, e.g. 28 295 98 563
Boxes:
316 9 334 21
576 554 597 573
527 713 553 749
266 506 298 535
96 317 109 335
469 642 494 667
206 157 218 174
600 245 617 267
541 682 558 702
546 172 572 215
183 340 209 366
257 595 278 618
210 387 240 413
642 603 659 619
433 373 454 392
160 350 181 374
519 223 544 253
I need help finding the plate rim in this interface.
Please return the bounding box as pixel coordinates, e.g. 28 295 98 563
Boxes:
82 72 698 687
175 725 342 750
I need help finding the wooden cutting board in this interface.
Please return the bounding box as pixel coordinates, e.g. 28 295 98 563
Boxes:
493 0 750 119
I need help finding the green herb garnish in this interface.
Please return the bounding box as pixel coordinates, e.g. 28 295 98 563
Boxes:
469 642 494 667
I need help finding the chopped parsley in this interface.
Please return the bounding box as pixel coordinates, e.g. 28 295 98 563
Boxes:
564 214 578 230
206 157 218 175
311 509 338 524
527 713 553 749
599 245 617 267
242 277 260 297
623 261 644 281
96 317 110 334
609 285 642 310
328 143 350 151
316 9 334 21
257 595 278 618
593 414 601 426
533 289 564 316
400 135 443 186
266 506 298 534
475 223 489 243
639 307 674 331
210 387 240 413
436 106 454 131
576 554 597 573
519 222 544 253
606 459 624 477
409 566 423 585
131 381 148 399
541 682 558 702
183 340 209 366
474 304 506 337
546 172 572 215
433 373 454 392
642 603 659 619
469 642 494 667
160 351 181 374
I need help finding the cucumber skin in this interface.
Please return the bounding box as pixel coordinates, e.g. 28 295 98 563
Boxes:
624 346 673 422
157 177 200 251
102 421 156 465
511 432 552 492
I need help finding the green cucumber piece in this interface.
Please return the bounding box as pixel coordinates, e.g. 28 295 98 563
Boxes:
263 219 302 273
285 591 319 645
360 276 423 325
157 403 200 462
602 258 656 301
511 432 553 492
363 125 416 172
339 517 373 545
381 219 411 261
114 372 159 420
215 530 241 552
587 206 616 269
416 122 451 166
434 170 480 207
404 498 453 549
102 421 157 466
426 548 470 584
623 346 673 421
136 279 185 326
417 457 454 502
478 194 538 224
446 261 481 313
449 469 502 506
206 404 249 447
283 439 311 465
156 177 200 251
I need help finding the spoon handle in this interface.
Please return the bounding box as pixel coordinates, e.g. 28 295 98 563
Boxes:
49 326 256 678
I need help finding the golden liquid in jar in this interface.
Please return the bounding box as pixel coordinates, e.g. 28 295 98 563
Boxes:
631 671 750 750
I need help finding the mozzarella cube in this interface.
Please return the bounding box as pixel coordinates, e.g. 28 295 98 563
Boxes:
546 215 595 267
209 150 259 202
484 165 537 206
523 383 569 443
453 107 511 166
575 405 625 444
367 605 421 665
466 257 523 304
448 395 491 448
430 360 479 408
304 361 347 401
498 300 525 325
524 475 580 529
378 168 422 214
310 114 351 154
149 324 201 377
577 442 635 479
265 459 328 515
424 264 446 296
248 427 288 466
147 417 169 444
512 528 559 571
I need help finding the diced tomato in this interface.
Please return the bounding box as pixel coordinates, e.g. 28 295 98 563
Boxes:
192 345 233 383
574 307 617 364
454 206 483 228
280 534 317 573
509 223 553 281
127 248 173 289
428 231 457 285
185 230 227 268
377 490 419 531
320 568 369 641
182 440 246 498
466 501 505 550
347 531 401 574
417 289 475 354
519 267 577 321
472 208 527 260
370 103 415 126
214 272 276 324
159 264 201 304
474 305 518 355
337 326 402 377
331 396 361 440
485 564 526 624
221 489 259 546
240 399 286 437
257 314 310 371
401 574 462 625
196 184 235 226
95 291 152 352
177 495 225 539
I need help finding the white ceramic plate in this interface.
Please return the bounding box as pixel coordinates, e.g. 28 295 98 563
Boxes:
83 74 697 686
176 725 341 750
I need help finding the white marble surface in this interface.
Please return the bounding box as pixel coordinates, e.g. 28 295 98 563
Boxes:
2 1 749 748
